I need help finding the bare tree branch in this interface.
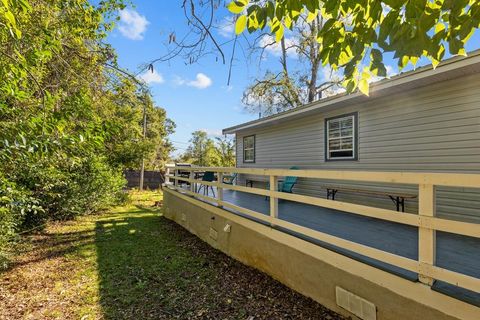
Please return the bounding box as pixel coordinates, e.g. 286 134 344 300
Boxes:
142 0 227 75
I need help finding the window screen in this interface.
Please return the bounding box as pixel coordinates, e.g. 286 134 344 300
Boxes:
326 114 357 160
243 135 255 162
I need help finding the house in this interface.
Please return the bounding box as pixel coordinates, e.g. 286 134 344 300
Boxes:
223 50 480 223
164 50 480 319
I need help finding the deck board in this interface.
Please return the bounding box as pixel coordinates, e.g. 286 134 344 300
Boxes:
188 187 480 306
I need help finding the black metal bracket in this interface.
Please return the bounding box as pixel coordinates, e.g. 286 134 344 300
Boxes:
389 196 405 212
326 188 405 212
326 189 338 200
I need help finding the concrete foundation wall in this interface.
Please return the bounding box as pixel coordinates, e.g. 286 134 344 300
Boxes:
163 189 480 320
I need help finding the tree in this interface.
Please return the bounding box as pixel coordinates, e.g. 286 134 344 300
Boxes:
0 0 174 267
144 0 227 68
243 14 343 116
103 83 175 170
144 1 479 95
242 71 301 116
180 131 216 166
180 132 235 167
212 136 236 167
229 0 480 95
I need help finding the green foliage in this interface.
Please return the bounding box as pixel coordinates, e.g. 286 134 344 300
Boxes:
229 0 480 95
0 0 30 39
242 71 304 116
0 0 174 267
213 136 236 167
179 131 235 167
0 191 340 319
101 84 175 170
0 173 41 269
243 15 343 117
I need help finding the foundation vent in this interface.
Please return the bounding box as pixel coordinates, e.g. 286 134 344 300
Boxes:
336 286 376 320
209 228 218 240
223 224 231 233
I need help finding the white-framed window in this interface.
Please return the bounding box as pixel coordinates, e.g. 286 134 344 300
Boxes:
243 135 255 163
325 113 357 160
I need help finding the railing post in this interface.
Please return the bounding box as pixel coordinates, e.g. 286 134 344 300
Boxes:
269 175 278 226
418 183 436 286
165 166 170 184
174 169 178 188
217 172 223 207
190 170 195 192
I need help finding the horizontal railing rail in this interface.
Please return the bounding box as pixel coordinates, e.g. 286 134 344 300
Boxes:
164 165 480 293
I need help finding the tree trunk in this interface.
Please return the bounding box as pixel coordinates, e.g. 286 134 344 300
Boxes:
280 37 288 76
308 59 320 102
307 17 321 103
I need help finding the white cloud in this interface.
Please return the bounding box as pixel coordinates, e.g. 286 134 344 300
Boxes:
221 85 234 92
369 64 398 83
322 66 343 81
199 128 223 137
118 9 149 40
217 16 234 38
189 73 212 89
319 66 346 98
173 76 184 86
325 86 347 97
385 65 397 77
175 73 212 89
258 35 298 57
138 69 164 84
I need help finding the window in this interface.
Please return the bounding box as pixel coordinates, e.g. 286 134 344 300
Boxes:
243 135 255 163
325 113 357 160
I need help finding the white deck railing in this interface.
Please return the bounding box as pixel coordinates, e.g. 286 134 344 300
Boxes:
164 165 480 293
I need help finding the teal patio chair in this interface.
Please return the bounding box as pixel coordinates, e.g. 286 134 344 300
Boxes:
265 166 299 200
197 171 216 197
222 173 237 185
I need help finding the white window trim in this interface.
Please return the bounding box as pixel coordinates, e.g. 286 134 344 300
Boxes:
326 114 357 160
243 135 255 163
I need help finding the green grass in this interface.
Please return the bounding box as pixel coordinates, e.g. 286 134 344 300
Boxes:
0 190 342 320
95 192 220 318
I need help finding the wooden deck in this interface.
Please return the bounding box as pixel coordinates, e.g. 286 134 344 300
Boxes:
189 187 480 306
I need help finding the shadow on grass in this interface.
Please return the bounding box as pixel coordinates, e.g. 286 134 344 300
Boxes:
95 207 214 319
5 230 95 271
95 205 343 320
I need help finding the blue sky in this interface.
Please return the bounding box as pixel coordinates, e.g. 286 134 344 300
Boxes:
106 1 480 156
107 1 260 155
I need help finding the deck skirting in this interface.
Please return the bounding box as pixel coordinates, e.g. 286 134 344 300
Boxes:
163 188 480 320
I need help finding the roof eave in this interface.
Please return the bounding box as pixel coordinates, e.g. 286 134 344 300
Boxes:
223 50 480 135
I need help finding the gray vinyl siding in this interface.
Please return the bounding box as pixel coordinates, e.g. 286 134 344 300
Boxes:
235 72 480 222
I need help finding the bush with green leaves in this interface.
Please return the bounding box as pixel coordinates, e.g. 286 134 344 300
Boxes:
0 0 173 267
0 174 42 269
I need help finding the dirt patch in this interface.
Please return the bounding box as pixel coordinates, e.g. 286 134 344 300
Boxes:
0 191 346 319
156 218 346 320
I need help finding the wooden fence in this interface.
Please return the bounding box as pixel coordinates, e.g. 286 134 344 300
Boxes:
164 165 480 293
124 170 164 189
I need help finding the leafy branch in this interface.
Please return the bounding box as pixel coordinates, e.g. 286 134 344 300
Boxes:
228 0 480 95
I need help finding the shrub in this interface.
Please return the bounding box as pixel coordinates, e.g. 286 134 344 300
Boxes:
0 174 42 270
